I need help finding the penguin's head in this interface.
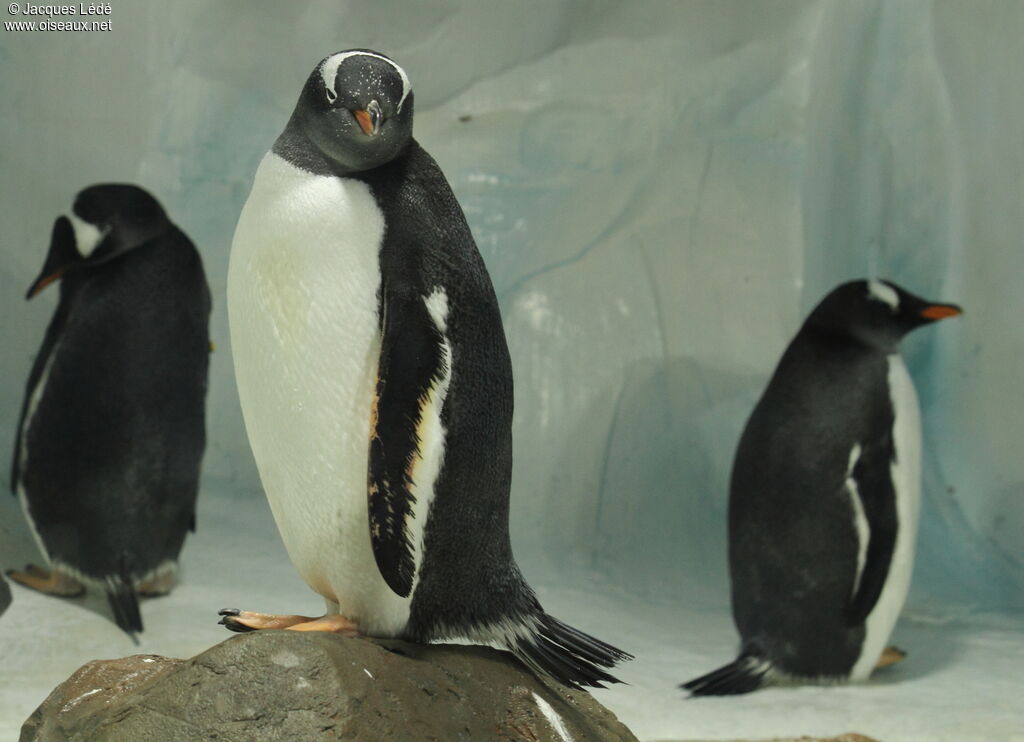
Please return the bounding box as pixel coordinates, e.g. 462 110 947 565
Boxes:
285 49 414 174
27 184 169 298
807 279 962 351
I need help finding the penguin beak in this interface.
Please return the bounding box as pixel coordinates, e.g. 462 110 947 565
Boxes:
27 216 80 299
919 303 962 321
353 99 383 136
27 271 65 299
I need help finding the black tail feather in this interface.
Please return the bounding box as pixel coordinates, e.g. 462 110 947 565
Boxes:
515 613 633 690
106 574 143 636
682 654 770 696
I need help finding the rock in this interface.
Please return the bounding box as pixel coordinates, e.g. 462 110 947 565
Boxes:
21 630 639 742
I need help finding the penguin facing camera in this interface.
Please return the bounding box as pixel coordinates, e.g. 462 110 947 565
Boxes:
683 279 961 695
9 184 211 636
224 49 631 688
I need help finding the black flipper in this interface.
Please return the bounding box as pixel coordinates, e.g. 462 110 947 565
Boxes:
845 437 899 624
11 217 77 495
367 285 450 598
514 613 633 690
106 572 143 636
682 654 771 696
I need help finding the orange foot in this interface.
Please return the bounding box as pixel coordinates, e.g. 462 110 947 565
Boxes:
138 570 178 597
6 564 85 597
218 608 360 636
875 645 907 669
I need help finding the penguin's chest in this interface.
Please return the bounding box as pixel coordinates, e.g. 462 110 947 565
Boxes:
849 354 922 678
228 153 412 635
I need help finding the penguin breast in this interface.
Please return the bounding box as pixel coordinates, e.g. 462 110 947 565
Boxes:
228 152 416 635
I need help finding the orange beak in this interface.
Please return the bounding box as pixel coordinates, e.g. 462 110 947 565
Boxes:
27 269 65 299
354 109 375 136
353 99 383 136
920 304 962 321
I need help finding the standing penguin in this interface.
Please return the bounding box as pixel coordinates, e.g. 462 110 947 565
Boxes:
683 279 960 695
224 49 630 688
9 185 211 635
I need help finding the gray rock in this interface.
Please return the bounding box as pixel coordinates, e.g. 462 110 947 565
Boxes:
21 630 639 742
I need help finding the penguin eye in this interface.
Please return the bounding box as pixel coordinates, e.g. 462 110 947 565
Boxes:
325 87 337 104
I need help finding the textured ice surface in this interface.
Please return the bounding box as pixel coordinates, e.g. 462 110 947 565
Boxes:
1 0 1022 738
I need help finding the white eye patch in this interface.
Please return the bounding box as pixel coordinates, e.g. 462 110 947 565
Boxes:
67 212 106 257
867 279 900 310
319 51 411 112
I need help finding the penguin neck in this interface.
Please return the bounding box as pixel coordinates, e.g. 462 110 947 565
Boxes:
804 322 899 356
272 123 412 179
59 235 159 296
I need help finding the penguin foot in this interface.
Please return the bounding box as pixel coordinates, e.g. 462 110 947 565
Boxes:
6 565 85 597
217 608 360 636
875 645 907 669
284 613 360 636
138 571 178 597
218 608 313 632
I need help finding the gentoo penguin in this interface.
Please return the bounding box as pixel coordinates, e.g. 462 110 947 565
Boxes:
223 49 631 688
683 280 960 695
9 184 211 635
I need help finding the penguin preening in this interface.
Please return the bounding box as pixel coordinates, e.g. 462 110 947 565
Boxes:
9 184 211 636
224 49 631 688
683 279 961 696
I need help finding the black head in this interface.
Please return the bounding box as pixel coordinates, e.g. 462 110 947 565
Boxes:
805 279 962 351
27 184 169 299
276 49 414 175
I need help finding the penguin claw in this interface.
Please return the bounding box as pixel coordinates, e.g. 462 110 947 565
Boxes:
217 608 256 633
220 617 257 633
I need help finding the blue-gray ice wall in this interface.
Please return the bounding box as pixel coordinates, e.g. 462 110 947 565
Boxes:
1 0 1020 610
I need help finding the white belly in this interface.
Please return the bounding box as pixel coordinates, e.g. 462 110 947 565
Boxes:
850 354 922 679
17 343 61 563
227 152 411 636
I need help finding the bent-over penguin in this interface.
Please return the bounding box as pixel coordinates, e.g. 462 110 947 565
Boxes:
223 49 631 688
683 279 960 695
9 184 211 635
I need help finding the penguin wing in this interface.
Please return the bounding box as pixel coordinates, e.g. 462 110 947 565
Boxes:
367 284 452 598
11 227 73 495
845 437 899 624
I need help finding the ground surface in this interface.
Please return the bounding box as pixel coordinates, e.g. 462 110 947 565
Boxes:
1 489 1021 742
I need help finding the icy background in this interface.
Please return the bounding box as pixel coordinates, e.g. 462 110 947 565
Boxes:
1 0 1022 739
